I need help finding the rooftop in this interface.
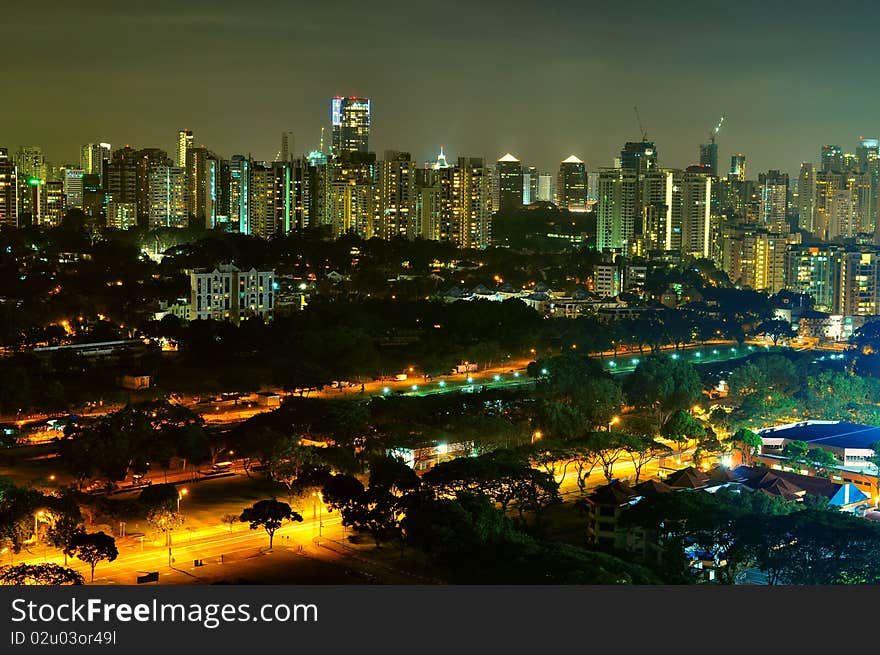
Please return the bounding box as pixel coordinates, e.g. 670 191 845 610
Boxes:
758 420 880 450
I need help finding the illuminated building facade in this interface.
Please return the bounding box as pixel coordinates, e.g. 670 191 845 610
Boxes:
331 97 371 157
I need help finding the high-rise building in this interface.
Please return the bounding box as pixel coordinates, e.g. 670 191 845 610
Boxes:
80 143 110 186
0 148 17 227
784 244 844 312
797 163 816 233
186 146 219 228
495 153 523 212
177 130 193 169
642 169 674 252
229 155 250 234
821 144 843 174
758 170 789 233
376 151 417 239
451 157 491 249
619 141 657 173
523 166 539 205
678 170 713 259
330 96 371 157
328 152 375 238
135 148 172 226
556 155 587 211
62 168 84 209
596 168 638 252
105 146 138 224
699 143 718 177
729 154 746 182
148 165 187 228
537 174 553 202
839 250 880 316
279 132 294 163
856 138 879 174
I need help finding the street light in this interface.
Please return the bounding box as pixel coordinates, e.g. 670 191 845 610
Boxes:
33 511 44 544
532 430 542 444
608 416 620 432
177 488 188 513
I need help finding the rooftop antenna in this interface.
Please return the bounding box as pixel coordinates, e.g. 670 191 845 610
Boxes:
319 126 325 154
634 106 648 141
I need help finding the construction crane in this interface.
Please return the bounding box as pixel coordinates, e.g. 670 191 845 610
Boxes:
709 116 725 144
633 106 648 141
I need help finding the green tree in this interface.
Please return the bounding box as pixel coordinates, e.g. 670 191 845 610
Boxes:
624 356 702 430
728 428 763 466
0 563 84 586
661 410 705 458
70 531 118 582
239 499 303 549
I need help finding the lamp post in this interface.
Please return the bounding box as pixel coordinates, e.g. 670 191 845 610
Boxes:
177 488 188 513
33 511 44 544
608 416 620 432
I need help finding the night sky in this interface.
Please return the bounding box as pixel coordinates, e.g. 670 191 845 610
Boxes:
5 0 880 177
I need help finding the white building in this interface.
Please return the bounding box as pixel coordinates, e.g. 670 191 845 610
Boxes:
189 264 274 323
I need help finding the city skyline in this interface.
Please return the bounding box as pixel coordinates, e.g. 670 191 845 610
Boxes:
5 1 880 177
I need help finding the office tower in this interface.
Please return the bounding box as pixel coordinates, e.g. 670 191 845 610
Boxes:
537 174 553 202
328 152 375 238
821 144 843 174
80 143 110 186
229 155 250 234
619 141 657 173
523 166 538 205
839 250 880 315
798 163 816 233
556 155 587 211
699 143 718 177
784 244 844 312
678 170 713 259
596 168 638 252
148 165 187 228
642 169 674 252
376 151 417 239
450 157 490 249
729 154 746 182
0 149 17 227
177 130 193 169
758 170 789 233
62 169 84 208
134 148 172 226
105 146 138 223
495 153 523 213
14 146 46 182
330 96 371 157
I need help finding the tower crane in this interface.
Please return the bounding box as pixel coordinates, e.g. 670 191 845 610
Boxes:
709 116 725 144
633 106 648 141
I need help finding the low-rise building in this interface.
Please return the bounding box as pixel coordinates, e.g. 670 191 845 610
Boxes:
189 264 274 324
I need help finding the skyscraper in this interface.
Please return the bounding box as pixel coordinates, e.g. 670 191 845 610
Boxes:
523 166 538 205
63 168 84 209
678 170 713 258
148 165 187 228
496 153 523 212
556 155 587 211
537 174 553 202
177 129 193 169
596 168 638 252
758 170 789 233
619 141 657 173
0 148 17 227
451 157 491 249
729 154 746 181
80 143 110 186
331 97 371 157
821 144 843 174
699 143 718 177
229 155 250 234
376 151 417 239
105 146 138 221
797 163 816 233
